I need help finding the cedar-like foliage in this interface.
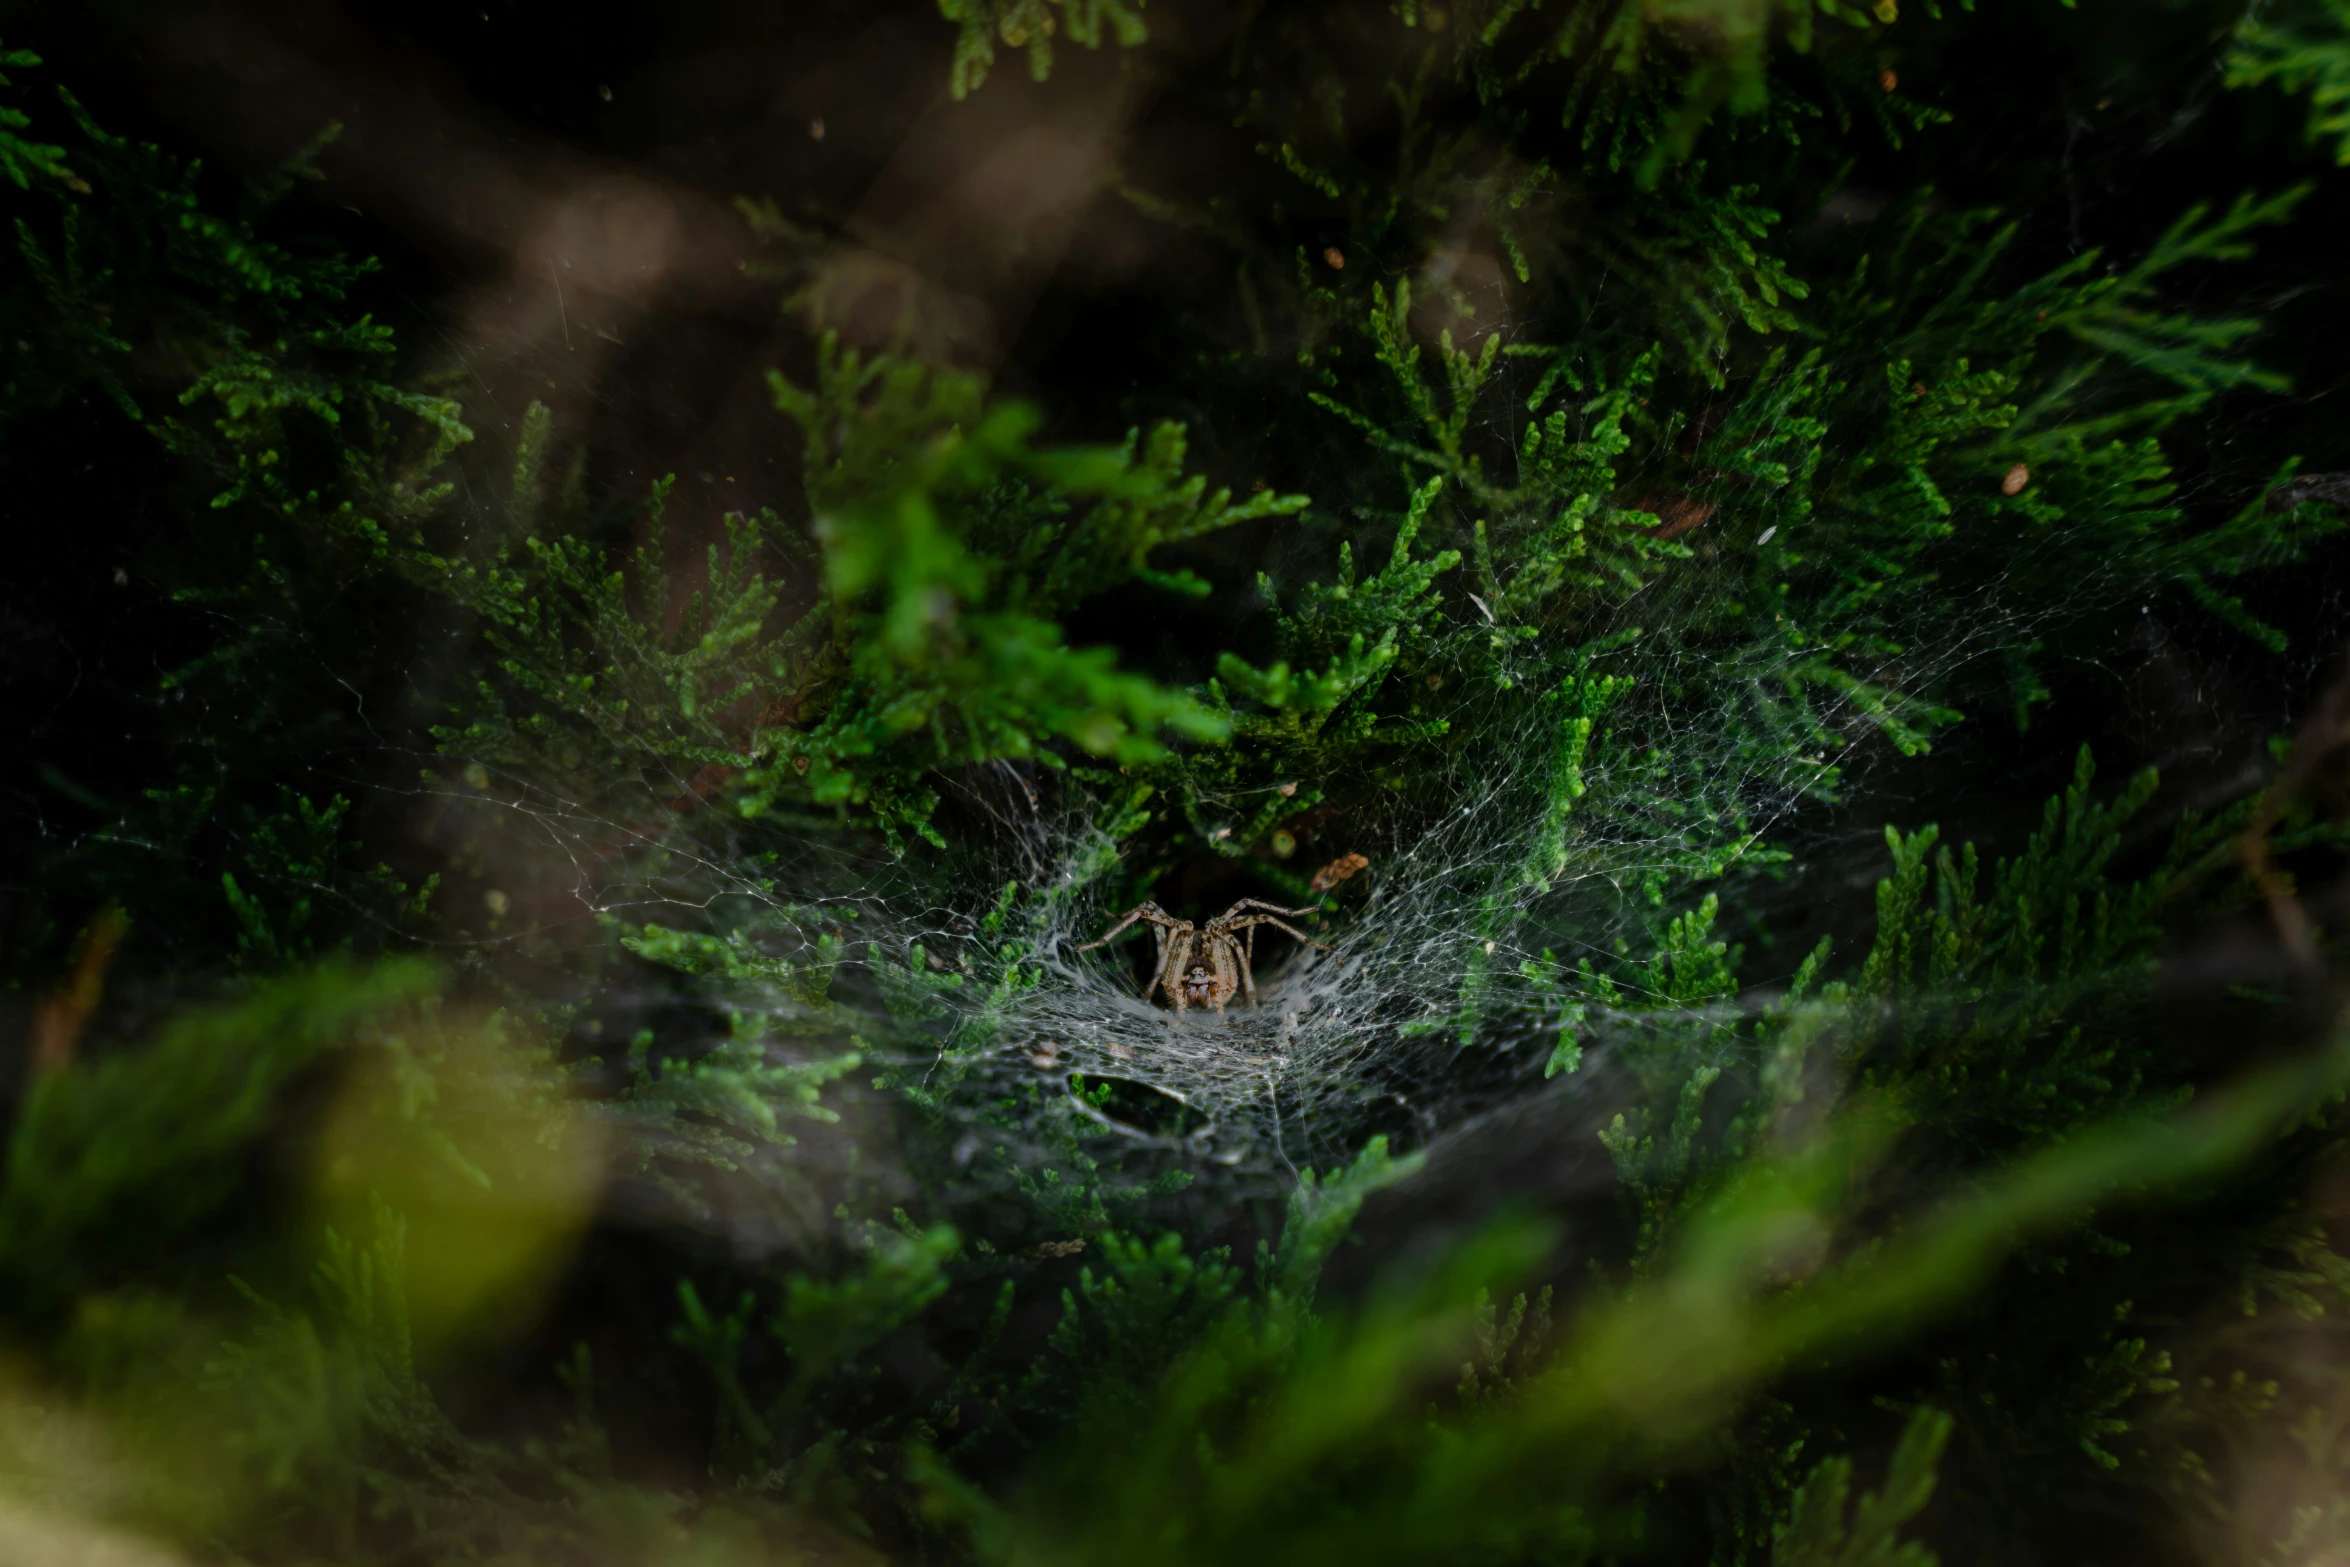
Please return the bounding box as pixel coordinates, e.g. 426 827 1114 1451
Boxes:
5 7 2350 1566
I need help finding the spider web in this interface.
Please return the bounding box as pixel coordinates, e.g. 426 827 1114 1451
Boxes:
163 323 2308 1251
58 158 2324 1244
740 438 2319 1217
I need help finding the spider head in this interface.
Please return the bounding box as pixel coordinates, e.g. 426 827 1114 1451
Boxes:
1182 966 1215 1000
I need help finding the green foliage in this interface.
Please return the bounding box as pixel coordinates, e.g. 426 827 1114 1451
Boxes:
1772 1408 1950 1567
959 978 2350 1567
0 961 442 1319
7 759 2350 1567
672 1220 960 1472
8 8 2350 1567
1020 1229 1242 1422
600 1020 861 1208
0 59 469 990
438 341 1302 852
2230 0 2350 165
0 41 69 191
749 339 1306 837
1829 749 2173 1146
1604 751 2211 1235
3 74 455 468
206 1200 480 1528
777 1222 961 1389
937 0 1150 98
219 793 440 968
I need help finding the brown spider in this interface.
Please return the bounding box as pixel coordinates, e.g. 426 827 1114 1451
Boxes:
1077 899 1331 1016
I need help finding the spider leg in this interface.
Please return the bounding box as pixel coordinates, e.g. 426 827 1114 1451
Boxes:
1076 902 1177 951
1217 898 1323 922
1151 930 1184 1005
1220 913 1334 951
1239 935 1259 1011
1209 938 1236 1017
1157 925 1195 1012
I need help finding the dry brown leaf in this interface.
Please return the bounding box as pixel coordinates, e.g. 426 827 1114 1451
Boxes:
1309 852 1370 893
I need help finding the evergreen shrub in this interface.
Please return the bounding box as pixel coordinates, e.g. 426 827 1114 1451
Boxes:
5 2 2350 1561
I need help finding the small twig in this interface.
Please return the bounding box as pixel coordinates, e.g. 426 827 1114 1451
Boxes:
30 904 129 1076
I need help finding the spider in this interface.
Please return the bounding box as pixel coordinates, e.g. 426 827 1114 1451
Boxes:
1077 899 1330 1016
